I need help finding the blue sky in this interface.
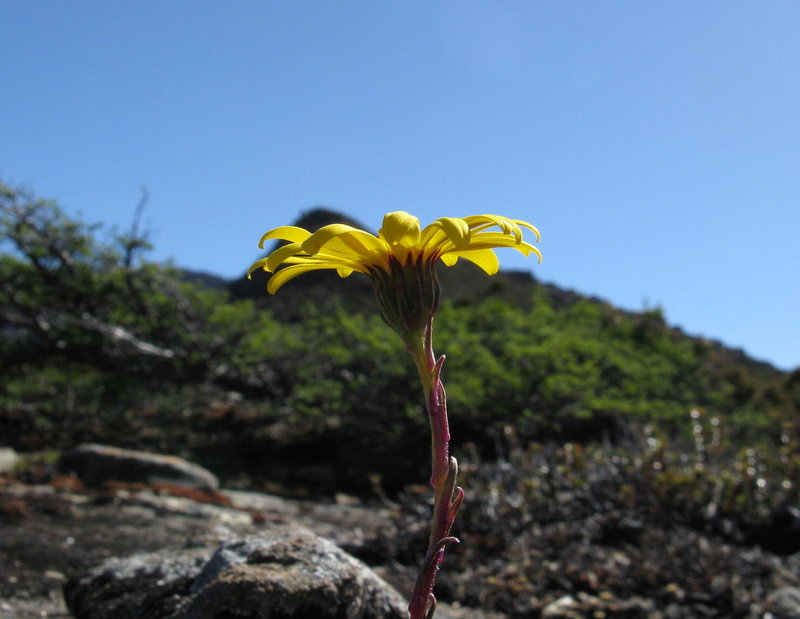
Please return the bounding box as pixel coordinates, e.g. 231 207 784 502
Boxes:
2 2 799 370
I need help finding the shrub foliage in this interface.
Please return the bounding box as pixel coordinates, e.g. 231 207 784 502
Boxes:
1 183 797 491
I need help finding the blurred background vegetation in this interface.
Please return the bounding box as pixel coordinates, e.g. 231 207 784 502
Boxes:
1 181 798 503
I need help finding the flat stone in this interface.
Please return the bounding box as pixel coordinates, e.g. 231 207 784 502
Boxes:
59 443 219 490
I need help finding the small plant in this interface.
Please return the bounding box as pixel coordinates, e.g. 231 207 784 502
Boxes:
249 211 541 617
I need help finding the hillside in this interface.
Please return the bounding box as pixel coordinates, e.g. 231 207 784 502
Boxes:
2 188 797 485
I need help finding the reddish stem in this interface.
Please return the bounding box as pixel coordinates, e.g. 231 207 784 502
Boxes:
407 317 463 619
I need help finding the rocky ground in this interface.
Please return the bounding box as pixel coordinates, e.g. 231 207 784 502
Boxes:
2 446 800 618
0 473 501 618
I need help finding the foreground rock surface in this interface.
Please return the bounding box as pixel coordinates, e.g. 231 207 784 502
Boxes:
0 477 498 618
64 524 407 619
3 446 798 618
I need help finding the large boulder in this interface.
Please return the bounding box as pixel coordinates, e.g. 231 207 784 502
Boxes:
64 523 408 619
59 443 219 490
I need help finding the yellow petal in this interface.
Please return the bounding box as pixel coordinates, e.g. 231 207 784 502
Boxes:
258 226 312 249
463 237 542 261
463 215 521 241
266 241 304 272
266 263 335 294
379 211 421 247
431 217 471 250
520 244 543 262
418 223 448 250
310 234 382 264
515 219 541 242
467 232 529 248
463 214 540 244
247 257 269 279
302 224 384 256
447 248 500 275
280 252 363 270
466 239 540 261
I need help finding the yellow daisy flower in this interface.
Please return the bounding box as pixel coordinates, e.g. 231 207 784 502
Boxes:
250 210 540 337
250 211 540 291
249 211 540 339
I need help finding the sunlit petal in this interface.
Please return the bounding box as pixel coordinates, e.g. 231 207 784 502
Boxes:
447 248 500 275
315 234 384 263
379 211 421 247
516 243 542 262
281 252 364 271
302 224 385 257
516 220 541 242
461 237 542 261
432 217 471 250
247 257 269 278
467 232 526 246
265 241 304 272
300 224 358 253
258 226 312 249
463 215 521 242
266 263 337 294
419 224 450 251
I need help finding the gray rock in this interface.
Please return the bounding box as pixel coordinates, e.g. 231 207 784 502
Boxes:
59 443 219 490
541 595 581 619
110 489 253 526
64 523 408 619
762 586 800 619
0 447 19 473
541 592 659 619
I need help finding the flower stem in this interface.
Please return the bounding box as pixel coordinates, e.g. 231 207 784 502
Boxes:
406 317 463 619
